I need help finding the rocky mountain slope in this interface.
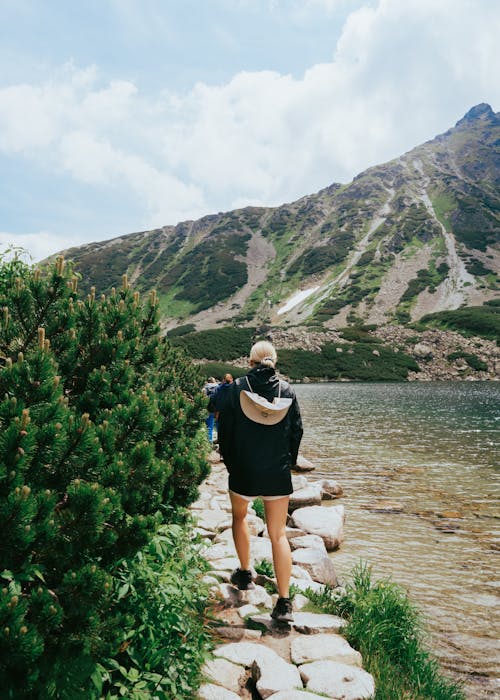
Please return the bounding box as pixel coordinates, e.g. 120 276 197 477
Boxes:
54 104 499 332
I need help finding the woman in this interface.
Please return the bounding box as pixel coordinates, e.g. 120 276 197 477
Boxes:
217 341 303 622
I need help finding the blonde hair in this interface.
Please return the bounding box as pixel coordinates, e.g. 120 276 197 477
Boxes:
250 340 277 368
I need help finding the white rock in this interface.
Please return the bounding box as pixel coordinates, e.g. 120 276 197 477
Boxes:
294 455 315 472
195 509 232 532
299 660 375 699
292 612 346 634
291 475 309 490
237 603 261 618
250 535 274 563
215 583 243 606
247 514 266 536
292 593 310 611
214 643 302 699
286 527 308 540
240 585 274 609
210 557 240 571
289 578 325 595
204 543 236 561
291 505 345 551
291 565 312 580
269 692 330 700
202 575 219 586
197 683 241 700
289 534 327 554
291 548 338 585
291 633 362 666
201 657 246 693
319 478 343 499
289 485 323 510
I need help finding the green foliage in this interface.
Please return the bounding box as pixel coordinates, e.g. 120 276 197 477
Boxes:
446 351 488 371
197 362 247 381
418 305 500 342
96 523 213 700
251 497 266 522
287 231 355 276
166 323 196 337
305 562 465 700
339 327 382 344
171 326 257 361
278 342 419 381
162 232 250 311
400 263 450 303
0 257 209 698
254 558 273 577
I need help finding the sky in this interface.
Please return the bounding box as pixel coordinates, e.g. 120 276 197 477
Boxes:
0 0 499 263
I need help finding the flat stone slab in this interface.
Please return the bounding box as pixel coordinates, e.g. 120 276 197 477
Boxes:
214 642 302 699
289 485 323 511
291 633 362 666
291 612 347 634
197 683 241 699
237 603 261 618
195 509 232 532
289 534 327 554
270 692 332 700
291 505 345 551
201 657 246 693
319 478 343 499
289 578 325 595
291 547 338 585
299 660 375 699
294 455 315 471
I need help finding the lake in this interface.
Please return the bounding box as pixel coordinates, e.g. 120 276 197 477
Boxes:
294 381 500 700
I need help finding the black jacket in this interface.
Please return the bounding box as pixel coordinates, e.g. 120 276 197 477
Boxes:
217 365 303 496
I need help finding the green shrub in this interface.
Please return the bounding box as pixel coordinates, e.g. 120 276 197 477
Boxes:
254 558 274 577
252 497 266 522
305 562 465 700
278 342 419 381
446 351 488 371
171 326 257 360
197 362 247 381
0 255 209 698
95 524 213 699
418 305 500 342
166 323 196 337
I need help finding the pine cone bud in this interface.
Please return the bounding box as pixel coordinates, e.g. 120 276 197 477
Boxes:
2 307 9 327
21 485 30 497
10 596 18 607
3 627 9 636
55 256 65 276
122 273 128 290
34 268 41 281
5 357 12 369
44 339 50 352
91 565 97 573
71 276 78 293
49 605 57 615
17 351 24 363
24 525 30 532
20 626 28 635
38 327 45 349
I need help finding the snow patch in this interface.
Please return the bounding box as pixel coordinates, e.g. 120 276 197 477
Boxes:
277 286 320 315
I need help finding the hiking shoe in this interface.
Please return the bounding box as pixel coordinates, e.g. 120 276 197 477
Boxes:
271 597 294 623
230 568 255 590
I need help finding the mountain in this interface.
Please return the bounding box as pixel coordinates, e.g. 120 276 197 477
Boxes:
54 104 499 332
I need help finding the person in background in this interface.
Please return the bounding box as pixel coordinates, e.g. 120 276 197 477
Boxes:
216 341 303 623
204 376 219 444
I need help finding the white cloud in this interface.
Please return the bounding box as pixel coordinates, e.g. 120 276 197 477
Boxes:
0 231 74 263
0 0 499 245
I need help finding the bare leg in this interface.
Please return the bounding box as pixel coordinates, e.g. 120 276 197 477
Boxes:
264 496 291 598
229 491 251 570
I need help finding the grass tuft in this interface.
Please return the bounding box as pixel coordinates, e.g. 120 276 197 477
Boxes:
305 562 465 700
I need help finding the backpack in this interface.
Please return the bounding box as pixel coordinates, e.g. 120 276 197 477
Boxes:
239 376 292 425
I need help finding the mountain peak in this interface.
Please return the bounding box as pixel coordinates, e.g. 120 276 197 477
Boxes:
455 102 495 126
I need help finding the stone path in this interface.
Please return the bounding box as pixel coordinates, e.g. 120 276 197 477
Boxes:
190 452 376 699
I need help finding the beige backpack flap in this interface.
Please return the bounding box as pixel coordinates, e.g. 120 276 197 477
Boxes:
239 376 292 425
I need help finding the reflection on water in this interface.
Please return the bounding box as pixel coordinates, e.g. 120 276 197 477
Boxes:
294 382 500 699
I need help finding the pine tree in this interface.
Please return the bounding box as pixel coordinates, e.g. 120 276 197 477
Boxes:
0 254 209 697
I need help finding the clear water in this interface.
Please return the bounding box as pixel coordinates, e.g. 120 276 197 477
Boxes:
294 381 500 699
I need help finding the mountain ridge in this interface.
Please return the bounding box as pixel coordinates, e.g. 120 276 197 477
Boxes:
52 104 500 332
